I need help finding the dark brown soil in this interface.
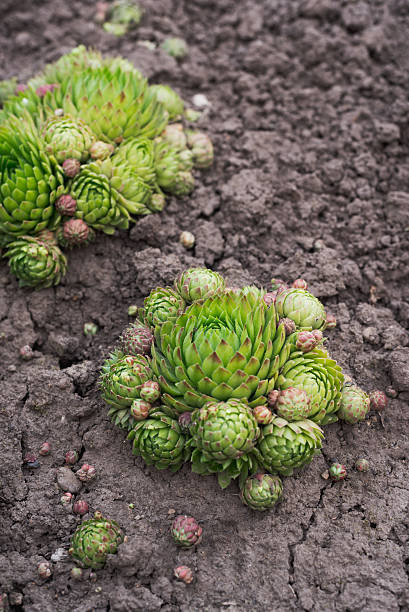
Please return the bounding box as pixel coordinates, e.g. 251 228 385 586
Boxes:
1 1 409 610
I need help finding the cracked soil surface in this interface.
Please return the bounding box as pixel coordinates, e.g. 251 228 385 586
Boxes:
0 0 409 610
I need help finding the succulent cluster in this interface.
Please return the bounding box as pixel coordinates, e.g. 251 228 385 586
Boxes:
0 46 213 289
100 268 371 511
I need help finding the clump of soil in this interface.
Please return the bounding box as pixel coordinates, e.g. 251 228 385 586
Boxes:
0 1 408 610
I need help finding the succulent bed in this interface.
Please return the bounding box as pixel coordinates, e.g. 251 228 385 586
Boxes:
100 268 373 511
0 46 213 288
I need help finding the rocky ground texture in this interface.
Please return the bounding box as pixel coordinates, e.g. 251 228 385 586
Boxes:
1 0 409 610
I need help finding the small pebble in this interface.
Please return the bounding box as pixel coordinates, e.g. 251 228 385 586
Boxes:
192 93 210 108
56 466 82 494
179 230 195 249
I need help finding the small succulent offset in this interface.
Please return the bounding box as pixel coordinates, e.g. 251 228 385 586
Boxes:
100 267 374 510
240 473 283 511
329 463 347 481
0 47 214 289
69 511 123 569
171 515 203 548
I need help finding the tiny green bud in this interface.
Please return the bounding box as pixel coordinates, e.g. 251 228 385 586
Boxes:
84 322 98 336
128 305 138 316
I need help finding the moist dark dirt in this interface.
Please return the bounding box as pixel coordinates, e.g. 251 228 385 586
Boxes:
1 0 409 610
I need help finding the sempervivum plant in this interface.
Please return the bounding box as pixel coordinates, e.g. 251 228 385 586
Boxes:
152 289 291 414
240 473 283 511
128 406 190 472
275 287 327 331
69 511 123 569
56 219 95 248
275 387 312 421
100 352 154 430
337 384 370 424
0 114 64 237
174 267 225 303
171 515 202 548
43 114 94 163
4 234 67 288
120 321 154 356
143 287 185 328
276 347 344 426
253 416 324 476
190 399 260 488
100 266 374 510
0 47 214 288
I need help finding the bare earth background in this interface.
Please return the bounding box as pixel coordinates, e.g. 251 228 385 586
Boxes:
0 0 409 610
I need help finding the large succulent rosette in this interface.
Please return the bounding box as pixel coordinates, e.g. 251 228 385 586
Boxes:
152 290 291 414
69 511 123 569
0 115 64 237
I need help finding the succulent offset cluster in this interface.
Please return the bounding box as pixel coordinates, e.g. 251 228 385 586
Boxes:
100 268 372 511
0 46 213 289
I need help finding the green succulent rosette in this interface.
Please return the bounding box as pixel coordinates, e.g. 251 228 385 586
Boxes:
152 290 291 414
161 124 187 149
95 158 154 218
149 85 184 121
186 130 214 169
276 347 344 425
0 114 64 237
43 114 94 163
190 399 259 461
240 473 283 511
127 406 190 471
4 234 67 289
189 399 260 489
337 384 370 424
174 267 225 303
69 511 123 570
161 38 188 60
70 162 128 234
4 64 168 144
143 286 186 328
111 138 156 186
104 0 143 31
154 139 194 196
253 416 324 477
100 352 153 430
275 288 326 331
